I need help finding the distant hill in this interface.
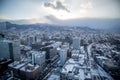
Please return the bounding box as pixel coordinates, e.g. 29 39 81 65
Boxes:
0 22 97 32
0 18 120 33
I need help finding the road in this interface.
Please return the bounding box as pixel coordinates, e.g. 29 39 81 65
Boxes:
38 57 59 80
87 43 113 80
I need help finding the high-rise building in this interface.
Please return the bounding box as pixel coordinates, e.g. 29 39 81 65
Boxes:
72 37 80 50
0 39 20 61
60 48 67 66
41 46 58 63
36 34 42 43
27 35 36 45
31 51 46 69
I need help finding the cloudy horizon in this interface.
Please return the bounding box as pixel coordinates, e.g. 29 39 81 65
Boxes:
0 0 120 28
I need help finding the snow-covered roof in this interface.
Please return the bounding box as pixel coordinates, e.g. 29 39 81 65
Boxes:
20 63 40 72
47 74 60 80
8 61 26 69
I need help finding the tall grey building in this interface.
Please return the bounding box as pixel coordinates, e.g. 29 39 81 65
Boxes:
0 39 20 61
72 37 80 50
60 48 67 66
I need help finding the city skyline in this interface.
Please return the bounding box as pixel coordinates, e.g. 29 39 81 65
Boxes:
0 0 120 80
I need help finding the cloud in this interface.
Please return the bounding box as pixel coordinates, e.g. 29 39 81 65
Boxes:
80 2 93 9
45 15 61 24
44 1 70 12
45 15 120 30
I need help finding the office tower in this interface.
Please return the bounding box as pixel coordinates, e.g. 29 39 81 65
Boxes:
28 35 36 45
0 39 20 61
60 48 67 66
35 51 46 67
72 37 80 50
41 46 58 63
31 51 46 69
13 40 21 61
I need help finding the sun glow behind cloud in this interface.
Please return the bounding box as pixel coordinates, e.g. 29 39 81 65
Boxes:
0 0 120 24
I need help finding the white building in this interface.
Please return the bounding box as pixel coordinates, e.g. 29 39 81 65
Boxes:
61 54 91 80
31 51 46 69
71 50 80 60
0 39 20 61
72 37 80 50
47 74 60 80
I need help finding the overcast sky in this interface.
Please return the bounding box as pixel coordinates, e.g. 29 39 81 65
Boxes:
0 0 120 24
